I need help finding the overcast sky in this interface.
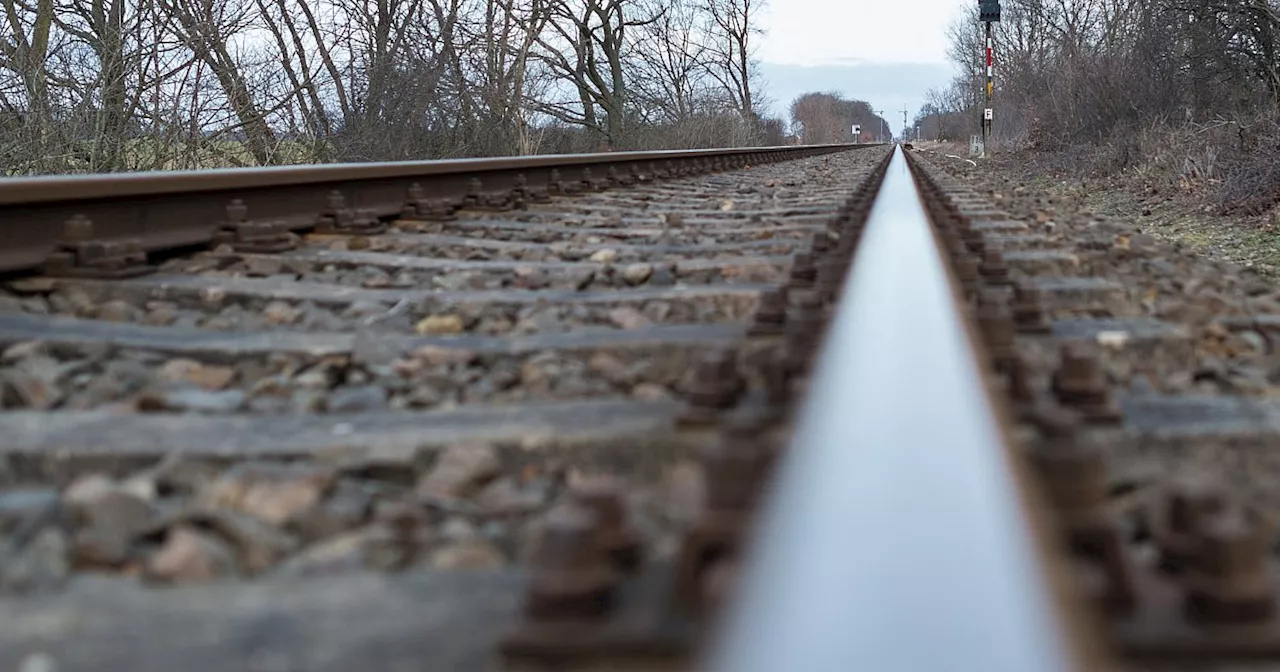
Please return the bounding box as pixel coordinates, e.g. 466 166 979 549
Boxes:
755 0 965 129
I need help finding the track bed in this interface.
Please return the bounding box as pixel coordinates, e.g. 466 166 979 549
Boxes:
0 146 888 671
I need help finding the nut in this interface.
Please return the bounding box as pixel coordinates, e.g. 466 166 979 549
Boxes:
975 301 1016 369
524 503 619 621
762 348 792 408
784 290 826 373
815 257 847 304
572 476 642 572
788 252 817 286
1011 284 1052 333
952 256 981 295
810 231 832 256
702 416 778 515
1184 507 1276 625
1157 477 1227 574
688 348 743 408
1005 356 1036 407
750 287 788 334
1051 345 1120 422
979 249 1010 285
1030 437 1107 516
681 348 745 423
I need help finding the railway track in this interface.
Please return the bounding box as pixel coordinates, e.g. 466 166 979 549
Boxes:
2 140 1279 671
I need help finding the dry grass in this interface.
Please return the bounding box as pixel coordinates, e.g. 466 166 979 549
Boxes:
973 123 1280 275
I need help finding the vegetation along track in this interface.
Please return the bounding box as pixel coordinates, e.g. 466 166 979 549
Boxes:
6 140 1280 671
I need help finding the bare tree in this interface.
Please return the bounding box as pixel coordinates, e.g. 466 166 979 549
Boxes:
631 0 708 126
790 92 887 144
474 0 549 155
0 0 58 171
701 0 761 124
160 0 279 164
534 0 664 148
0 0 777 175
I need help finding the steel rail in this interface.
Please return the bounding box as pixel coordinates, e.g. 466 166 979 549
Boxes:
705 146 1101 671
0 143 867 277
0 144 864 205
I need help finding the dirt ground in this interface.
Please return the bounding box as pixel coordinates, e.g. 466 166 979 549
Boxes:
910 140 1280 275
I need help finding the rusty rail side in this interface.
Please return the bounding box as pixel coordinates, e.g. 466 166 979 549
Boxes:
704 145 1103 671
0 144 868 277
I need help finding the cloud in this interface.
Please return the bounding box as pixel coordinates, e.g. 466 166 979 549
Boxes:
756 61 957 126
757 0 962 67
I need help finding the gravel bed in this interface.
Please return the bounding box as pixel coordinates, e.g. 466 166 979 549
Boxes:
0 336 765 414
914 149 1280 399
417 220 822 245
0 146 892 600
168 251 786 289
3 283 760 336
358 239 801 263
0 443 704 591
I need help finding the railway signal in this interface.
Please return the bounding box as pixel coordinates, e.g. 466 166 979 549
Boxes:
979 0 1001 22
977 0 1000 156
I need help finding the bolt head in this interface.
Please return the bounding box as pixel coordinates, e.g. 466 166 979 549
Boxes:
685 349 743 411
1030 440 1108 513
1157 478 1227 572
755 287 788 318
226 200 248 222
525 503 619 621
63 214 94 241
1195 508 1270 578
976 302 1015 348
572 476 642 572
1184 508 1277 625
789 289 823 311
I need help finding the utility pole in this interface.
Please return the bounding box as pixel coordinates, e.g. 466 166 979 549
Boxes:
901 105 909 141
876 110 887 142
978 0 1001 156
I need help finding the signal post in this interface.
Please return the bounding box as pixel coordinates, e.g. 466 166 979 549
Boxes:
977 0 1000 156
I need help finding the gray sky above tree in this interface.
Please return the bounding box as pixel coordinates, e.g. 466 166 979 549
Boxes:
754 0 964 131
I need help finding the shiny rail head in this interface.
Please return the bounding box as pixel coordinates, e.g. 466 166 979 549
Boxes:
704 145 1096 672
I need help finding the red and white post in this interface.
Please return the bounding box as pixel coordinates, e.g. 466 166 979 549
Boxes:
984 23 994 149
